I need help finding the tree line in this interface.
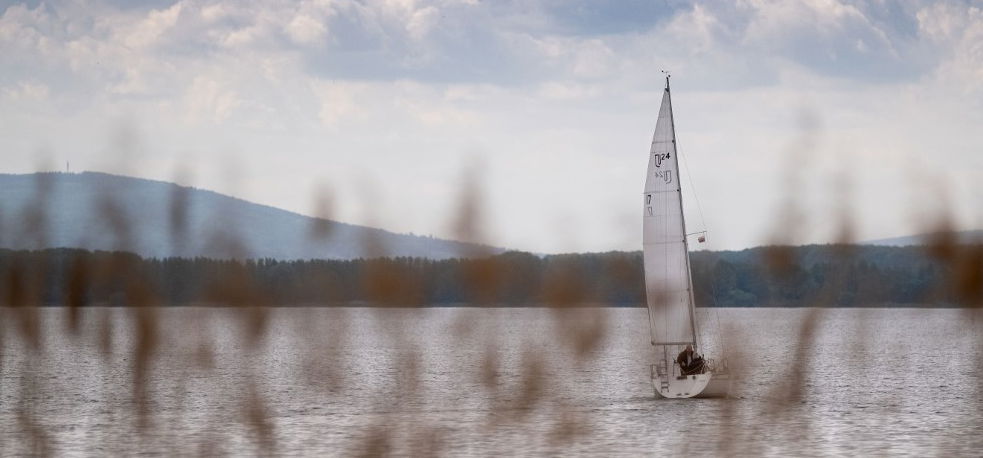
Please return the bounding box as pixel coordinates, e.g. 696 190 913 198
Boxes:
0 244 978 307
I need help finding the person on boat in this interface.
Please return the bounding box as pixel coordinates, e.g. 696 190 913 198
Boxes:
676 344 706 375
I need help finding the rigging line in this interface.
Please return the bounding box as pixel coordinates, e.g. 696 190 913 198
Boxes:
670 107 724 357
680 156 725 356
706 235 727 359
704 241 727 360
676 135 709 235
690 197 725 355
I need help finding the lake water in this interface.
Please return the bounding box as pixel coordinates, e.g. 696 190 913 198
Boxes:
1 307 982 456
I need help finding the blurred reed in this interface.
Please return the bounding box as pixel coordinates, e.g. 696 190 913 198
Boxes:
0 142 980 457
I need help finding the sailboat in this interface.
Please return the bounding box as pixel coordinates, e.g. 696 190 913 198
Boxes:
644 75 731 399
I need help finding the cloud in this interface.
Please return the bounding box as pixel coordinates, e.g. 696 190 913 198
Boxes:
1 0 982 252
537 81 599 100
199 3 230 22
3 80 49 100
118 2 182 49
286 13 328 45
183 76 242 123
1 0 950 92
917 3 983 93
311 80 364 126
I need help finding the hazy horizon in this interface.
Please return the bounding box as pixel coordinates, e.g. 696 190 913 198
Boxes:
3 169 980 256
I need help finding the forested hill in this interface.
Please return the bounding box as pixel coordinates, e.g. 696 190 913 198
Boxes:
2 243 979 307
688 244 978 307
0 172 499 260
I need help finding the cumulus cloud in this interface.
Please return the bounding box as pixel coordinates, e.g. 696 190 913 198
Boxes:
183 76 242 123
286 13 328 44
1 0 981 251
118 2 183 49
917 3 983 92
3 81 50 100
1 0 951 93
311 80 364 126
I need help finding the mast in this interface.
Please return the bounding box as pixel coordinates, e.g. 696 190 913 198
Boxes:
664 75 701 351
643 73 698 351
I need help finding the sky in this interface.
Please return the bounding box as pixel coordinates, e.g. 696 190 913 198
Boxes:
1 0 982 253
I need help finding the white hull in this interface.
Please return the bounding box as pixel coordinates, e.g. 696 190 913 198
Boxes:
695 374 732 398
652 372 732 399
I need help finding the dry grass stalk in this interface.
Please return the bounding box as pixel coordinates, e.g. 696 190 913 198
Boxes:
2 147 980 456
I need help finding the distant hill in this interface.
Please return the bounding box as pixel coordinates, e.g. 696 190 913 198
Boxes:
862 230 983 247
0 172 500 260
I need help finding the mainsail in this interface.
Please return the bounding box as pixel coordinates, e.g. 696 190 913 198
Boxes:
643 79 698 347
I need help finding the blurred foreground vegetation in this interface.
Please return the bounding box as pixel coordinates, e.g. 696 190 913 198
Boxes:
2 244 979 307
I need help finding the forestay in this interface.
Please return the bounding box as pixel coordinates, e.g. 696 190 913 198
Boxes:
642 83 697 347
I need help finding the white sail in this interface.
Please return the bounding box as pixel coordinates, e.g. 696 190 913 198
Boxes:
644 78 732 399
643 82 697 347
